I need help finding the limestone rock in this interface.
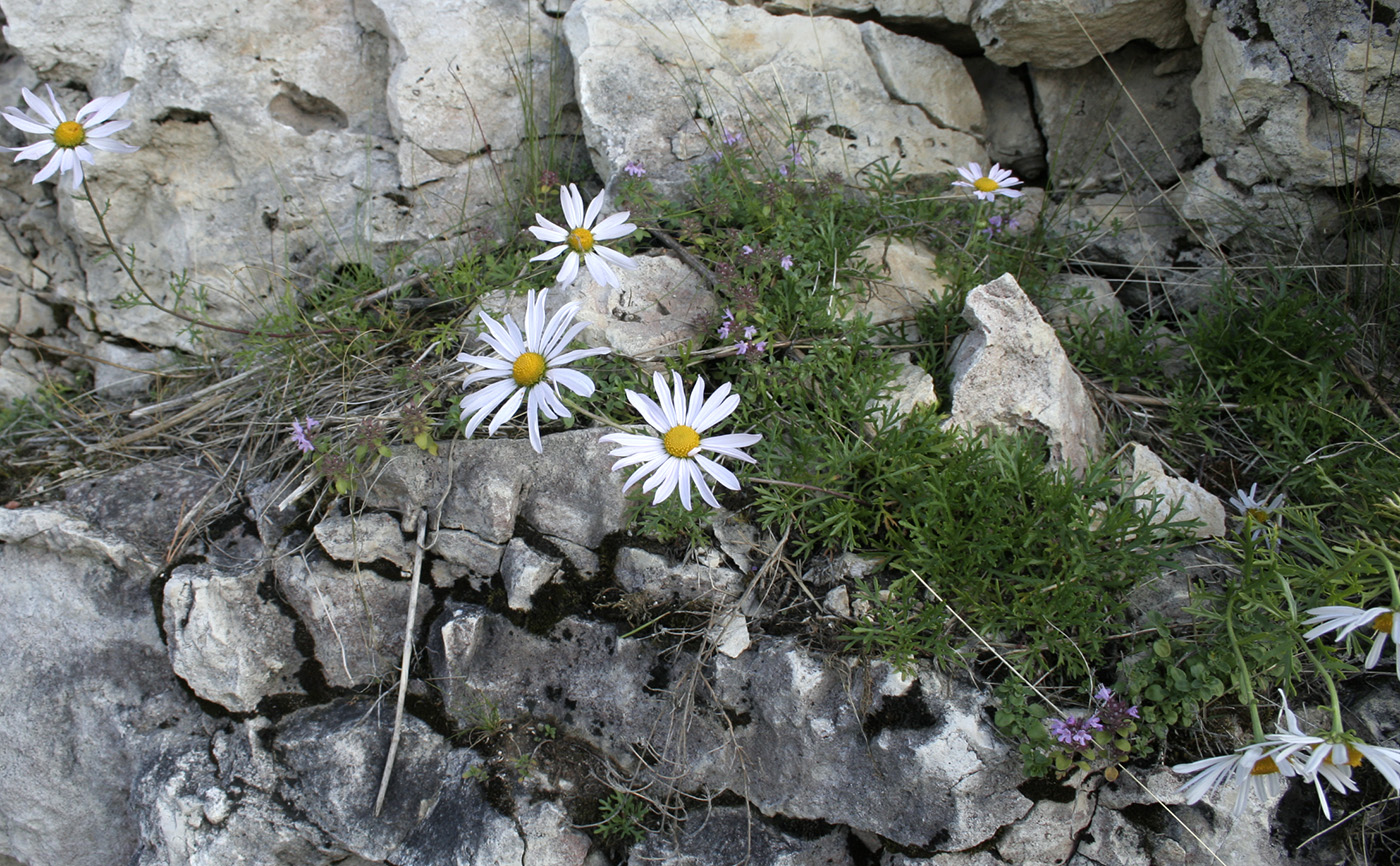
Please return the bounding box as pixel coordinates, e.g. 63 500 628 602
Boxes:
871 353 938 424
314 511 413 570
91 340 178 399
858 23 984 133
476 255 716 360
564 0 983 197
359 431 628 574
275 701 451 862
613 546 745 604
1257 0 1400 184
164 562 305 712
1171 158 1342 250
1190 13 1398 188
972 0 1192 70
0 506 198 866
430 528 506 579
1032 44 1201 191
1123 444 1225 539
966 57 1045 179
946 273 1103 473
274 542 432 689
847 237 952 341
628 807 853 865
131 723 348 866
996 783 1095 866
64 454 233 552
706 642 1032 848
500 537 563 611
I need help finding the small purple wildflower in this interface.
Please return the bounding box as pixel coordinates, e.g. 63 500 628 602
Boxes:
780 254 793 270
624 160 646 177
787 142 803 164
1095 685 1113 703
752 340 767 353
734 340 750 355
778 163 789 177
1047 714 1103 748
718 321 732 339
741 244 753 256
291 416 321 454
1094 688 1140 730
743 325 757 340
722 128 743 147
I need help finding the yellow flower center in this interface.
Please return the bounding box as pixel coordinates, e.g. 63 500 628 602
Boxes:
973 177 1000 193
512 351 547 387
53 120 86 149
1323 746 1364 768
1246 507 1272 524
1373 612 1394 634
1250 755 1280 776
567 227 595 254
663 425 700 459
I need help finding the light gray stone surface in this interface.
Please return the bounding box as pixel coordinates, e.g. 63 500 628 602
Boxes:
564 0 983 197
613 546 745 604
274 541 432 689
315 511 413 570
500 537 563 611
164 562 305 712
946 273 1103 473
0 507 199 866
972 0 1192 69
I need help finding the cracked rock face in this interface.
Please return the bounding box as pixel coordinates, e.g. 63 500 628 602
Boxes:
563 0 983 197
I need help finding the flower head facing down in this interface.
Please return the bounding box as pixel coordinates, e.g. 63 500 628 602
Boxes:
2 85 139 189
952 162 1023 202
598 372 761 511
1229 483 1285 540
1303 604 1400 676
290 416 321 454
529 183 637 289
457 288 610 453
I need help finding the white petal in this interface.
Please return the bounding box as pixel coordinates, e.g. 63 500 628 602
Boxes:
561 183 584 227
628 389 673 434
1 109 55 136
693 391 740 432
531 243 568 262
84 136 139 154
487 385 527 436
32 149 63 184
461 380 517 437
591 211 635 240
12 139 55 162
556 251 580 285
23 87 61 127
695 453 740 490
76 90 130 126
593 245 638 271
547 367 596 396
549 345 610 367
583 251 618 289
526 387 544 453
581 187 605 229
690 461 721 508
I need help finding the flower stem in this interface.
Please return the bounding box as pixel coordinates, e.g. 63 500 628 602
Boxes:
1224 589 1266 741
1298 639 1346 735
559 395 636 432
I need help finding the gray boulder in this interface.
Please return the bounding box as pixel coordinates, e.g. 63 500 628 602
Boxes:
164 562 306 712
0 507 200 866
946 273 1103 473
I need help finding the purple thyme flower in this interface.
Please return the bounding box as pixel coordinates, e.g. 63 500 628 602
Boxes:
722 128 743 147
752 340 767 353
741 244 753 256
778 163 789 177
780 254 793 270
787 142 803 164
743 325 757 340
624 160 646 177
291 416 321 454
734 340 750 355
1095 685 1113 703
1048 714 1103 748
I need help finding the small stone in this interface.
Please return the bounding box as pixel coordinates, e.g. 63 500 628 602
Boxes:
314 511 413 570
500 538 563 611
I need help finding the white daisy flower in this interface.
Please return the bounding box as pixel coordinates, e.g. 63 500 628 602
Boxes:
2 85 139 190
1265 693 1356 819
1173 742 1296 817
1303 735 1400 796
457 287 610 454
952 161 1023 201
1229 483 1285 540
1302 604 1399 676
598 371 761 511
529 183 637 289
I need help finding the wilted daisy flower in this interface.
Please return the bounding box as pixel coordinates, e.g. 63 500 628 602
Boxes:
598 371 761 511
952 161 1023 201
2 85 139 189
457 287 610 453
1303 604 1400 676
529 183 637 289
1229 483 1285 540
